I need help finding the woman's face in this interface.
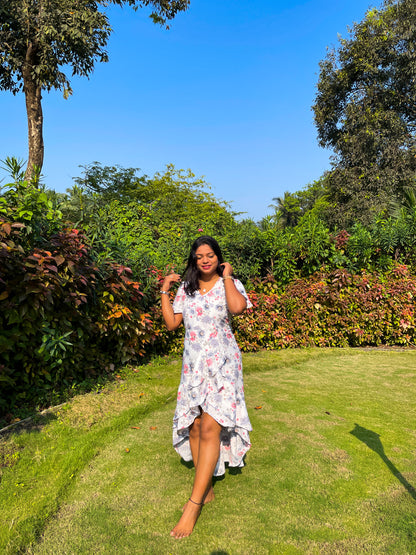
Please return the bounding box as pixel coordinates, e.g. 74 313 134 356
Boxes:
195 244 219 278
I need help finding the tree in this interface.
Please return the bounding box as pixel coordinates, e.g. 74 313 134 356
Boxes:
388 183 416 219
270 191 302 228
0 0 189 181
62 163 237 278
270 176 329 228
313 0 416 228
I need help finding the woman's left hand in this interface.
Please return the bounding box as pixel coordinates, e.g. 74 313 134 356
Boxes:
221 262 246 314
221 262 233 277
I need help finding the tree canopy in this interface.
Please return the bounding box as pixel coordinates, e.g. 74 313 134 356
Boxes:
0 0 190 179
270 176 328 229
313 0 416 228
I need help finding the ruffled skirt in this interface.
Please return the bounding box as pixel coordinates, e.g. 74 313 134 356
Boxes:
172 349 252 476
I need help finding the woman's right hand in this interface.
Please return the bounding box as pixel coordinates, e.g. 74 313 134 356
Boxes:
161 273 183 331
161 273 181 291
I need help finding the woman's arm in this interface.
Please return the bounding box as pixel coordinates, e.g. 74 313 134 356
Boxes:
221 263 248 315
161 273 183 331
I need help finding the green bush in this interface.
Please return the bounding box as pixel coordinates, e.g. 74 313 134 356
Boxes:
0 220 158 415
64 163 416 288
4 160 416 420
0 174 63 245
63 164 237 283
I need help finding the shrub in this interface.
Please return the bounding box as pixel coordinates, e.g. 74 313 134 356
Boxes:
0 220 158 415
0 174 63 246
234 265 416 351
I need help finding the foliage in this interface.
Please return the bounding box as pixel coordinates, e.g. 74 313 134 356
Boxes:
269 175 329 229
0 162 63 246
64 164 239 283
234 265 416 351
67 162 416 285
4 158 416 418
258 198 416 286
72 163 149 204
291 212 335 275
257 213 337 286
270 191 303 228
221 219 266 283
341 210 416 271
0 220 158 415
388 184 416 219
313 0 416 227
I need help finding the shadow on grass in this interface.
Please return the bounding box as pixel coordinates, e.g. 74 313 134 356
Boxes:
350 423 416 502
180 459 194 470
180 457 245 482
179 458 244 494
0 411 58 440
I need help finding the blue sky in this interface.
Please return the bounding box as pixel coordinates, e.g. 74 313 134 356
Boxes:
0 0 378 221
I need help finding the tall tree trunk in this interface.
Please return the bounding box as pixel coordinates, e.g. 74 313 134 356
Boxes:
22 42 44 184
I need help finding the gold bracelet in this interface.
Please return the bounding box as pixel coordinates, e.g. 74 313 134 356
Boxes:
223 276 233 280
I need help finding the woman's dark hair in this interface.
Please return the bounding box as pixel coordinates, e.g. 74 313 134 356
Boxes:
183 236 224 296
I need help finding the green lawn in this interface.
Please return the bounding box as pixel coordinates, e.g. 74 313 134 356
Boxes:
1 348 415 554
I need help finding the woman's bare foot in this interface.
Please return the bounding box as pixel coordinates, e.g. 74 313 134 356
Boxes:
203 486 215 504
181 486 215 511
170 498 202 539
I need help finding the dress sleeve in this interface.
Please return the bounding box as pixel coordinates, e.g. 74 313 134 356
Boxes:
233 279 253 309
172 283 186 314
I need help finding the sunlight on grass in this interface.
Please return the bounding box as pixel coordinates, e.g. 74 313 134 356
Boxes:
1 349 415 554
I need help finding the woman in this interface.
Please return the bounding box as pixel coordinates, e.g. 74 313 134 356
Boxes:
161 236 252 539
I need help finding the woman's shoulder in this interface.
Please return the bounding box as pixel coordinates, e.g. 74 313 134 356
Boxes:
176 281 187 293
176 281 194 298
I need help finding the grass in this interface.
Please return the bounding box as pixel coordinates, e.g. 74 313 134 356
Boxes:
1 348 415 554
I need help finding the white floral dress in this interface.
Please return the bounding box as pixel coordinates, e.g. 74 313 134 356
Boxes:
172 278 252 476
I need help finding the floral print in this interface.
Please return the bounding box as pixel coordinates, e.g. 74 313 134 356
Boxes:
172 278 252 476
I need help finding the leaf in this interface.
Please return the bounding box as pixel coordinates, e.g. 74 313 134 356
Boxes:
131 426 141 430
1 222 11 235
54 254 65 266
149 426 157 430
254 406 263 410
0 291 9 301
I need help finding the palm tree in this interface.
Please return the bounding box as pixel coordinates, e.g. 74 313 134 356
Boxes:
389 185 416 219
270 191 301 228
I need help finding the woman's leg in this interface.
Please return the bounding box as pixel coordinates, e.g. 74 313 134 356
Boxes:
189 412 221 502
171 412 221 538
188 415 201 465
186 415 215 507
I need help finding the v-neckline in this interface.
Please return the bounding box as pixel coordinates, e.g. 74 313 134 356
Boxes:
198 277 221 297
